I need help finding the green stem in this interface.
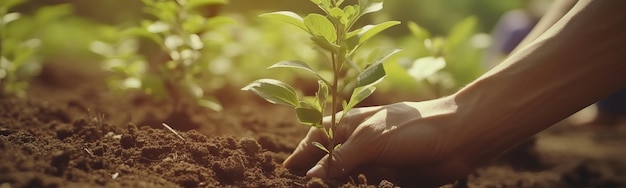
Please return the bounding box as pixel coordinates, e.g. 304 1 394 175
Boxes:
328 51 338 176
326 3 353 175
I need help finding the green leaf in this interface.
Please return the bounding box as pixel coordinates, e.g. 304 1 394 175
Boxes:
122 27 163 45
146 21 170 33
345 86 376 111
312 141 329 153
407 21 430 42
369 48 402 68
347 22 400 56
407 56 446 81
267 60 317 75
312 0 332 11
164 35 184 51
184 0 227 10
260 11 307 32
344 5 357 17
358 21 400 44
269 60 330 86
304 14 337 43
182 14 206 33
336 0 345 6
11 40 39 69
311 35 340 53
359 0 384 15
334 143 342 150
446 16 477 51
1 13 21 26
188 34 204 50
328 7 344 20
316 80 328 109
356 63 385 88
296 107 323 126
242 79 299 107
342 5 357 24
203 15 237 29
328 126 334 139
345 48 398 110
346 60 388 111
186 81 204 99
198 97 223 111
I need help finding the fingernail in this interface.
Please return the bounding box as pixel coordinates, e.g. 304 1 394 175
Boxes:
306 164 326 178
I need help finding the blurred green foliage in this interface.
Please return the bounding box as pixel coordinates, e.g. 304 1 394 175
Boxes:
4 0 525 101
92 0 233 111
396 17 488 98
384 0 521 35
224 0 521 35
1 0 37 97
0 0 105 97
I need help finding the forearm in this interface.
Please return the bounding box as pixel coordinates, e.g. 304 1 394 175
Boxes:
452 0 626 165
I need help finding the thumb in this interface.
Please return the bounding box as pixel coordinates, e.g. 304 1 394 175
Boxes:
305 140 364 178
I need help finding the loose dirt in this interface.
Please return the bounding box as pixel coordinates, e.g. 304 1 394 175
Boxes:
1 62 625 187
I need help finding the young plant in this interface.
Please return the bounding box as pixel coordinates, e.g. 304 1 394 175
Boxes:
243 0 400 175
0 0 41 97
399 17 486 97
92 0 233 111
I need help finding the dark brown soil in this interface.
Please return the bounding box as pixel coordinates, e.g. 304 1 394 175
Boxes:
1 62 626 188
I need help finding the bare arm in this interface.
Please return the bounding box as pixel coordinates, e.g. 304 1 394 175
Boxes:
285 1 626 185
453 0 626 165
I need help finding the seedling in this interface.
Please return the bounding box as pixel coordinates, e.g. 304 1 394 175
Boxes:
92 0 233 111
0 0 41 97
243 0 400 175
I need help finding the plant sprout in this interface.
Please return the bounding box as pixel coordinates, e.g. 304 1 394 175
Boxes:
92 0 233 111
243 0 400 175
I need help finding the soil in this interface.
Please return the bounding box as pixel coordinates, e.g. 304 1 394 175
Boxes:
1 62 626 188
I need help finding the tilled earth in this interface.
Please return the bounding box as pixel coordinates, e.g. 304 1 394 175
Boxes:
1 62 626 187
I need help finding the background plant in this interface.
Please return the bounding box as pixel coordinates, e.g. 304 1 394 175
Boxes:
91 0 233 111
396 17 488 98
210 17 321 87
243 0 400 174
1 0 41 97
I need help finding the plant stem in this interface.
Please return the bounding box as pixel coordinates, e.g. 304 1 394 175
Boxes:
328 51 339 176
327 8 348 176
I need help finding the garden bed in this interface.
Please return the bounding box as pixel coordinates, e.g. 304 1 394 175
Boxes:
1 62 626 187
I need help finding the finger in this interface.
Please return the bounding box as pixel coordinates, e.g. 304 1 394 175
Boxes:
285 106 383 172
306 109 390 178
305 137 364 178
283 127 328 170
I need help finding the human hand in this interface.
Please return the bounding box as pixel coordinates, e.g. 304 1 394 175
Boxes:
283 97 475 186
